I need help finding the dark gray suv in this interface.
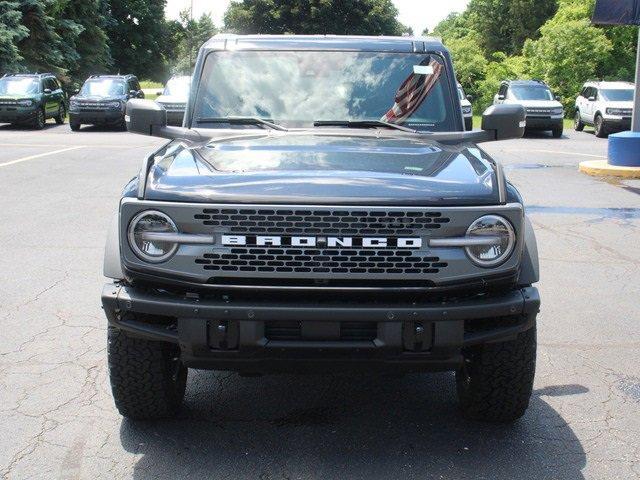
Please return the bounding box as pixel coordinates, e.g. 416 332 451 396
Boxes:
0 73 66 129
102 35 540 423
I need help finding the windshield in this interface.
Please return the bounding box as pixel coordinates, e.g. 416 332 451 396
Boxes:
80 79 126 96
193 51 456 131
601 89 634 102
163 77 191 97
510 85 554 101
0 77 39 95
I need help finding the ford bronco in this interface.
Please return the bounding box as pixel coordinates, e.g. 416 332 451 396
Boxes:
102 35 540 423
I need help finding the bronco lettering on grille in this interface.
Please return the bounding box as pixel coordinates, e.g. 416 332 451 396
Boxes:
221 235 422 248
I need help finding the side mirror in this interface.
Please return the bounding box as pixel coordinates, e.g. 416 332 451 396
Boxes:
129 90 137 96
157 89 164 96
481 104 525 141
466 94 473 101
554 94 561 101
43 88 52 94
126 99 199 140
588 96 596 101
497 94 505 101
73 89 79 95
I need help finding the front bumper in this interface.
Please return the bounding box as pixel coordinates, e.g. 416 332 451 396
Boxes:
69 110 124 125
603 116 632 132
102 283 540 373
165 110 185 126
0 107 37 123
525 116 563 130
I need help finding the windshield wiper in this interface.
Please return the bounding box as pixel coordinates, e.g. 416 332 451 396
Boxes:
313 119 418 133
195 116 287 131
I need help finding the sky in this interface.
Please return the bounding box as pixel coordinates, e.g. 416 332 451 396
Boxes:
165 0 470 35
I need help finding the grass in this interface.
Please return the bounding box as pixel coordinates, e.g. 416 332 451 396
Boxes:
139 80 162 89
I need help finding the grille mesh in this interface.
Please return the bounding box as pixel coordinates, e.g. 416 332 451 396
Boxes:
265 321 378 342
196 247 447 275
194 208 449 235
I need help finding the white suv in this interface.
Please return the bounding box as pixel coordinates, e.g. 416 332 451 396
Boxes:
574 81 634 137
457 83 473 130
494 80 564 138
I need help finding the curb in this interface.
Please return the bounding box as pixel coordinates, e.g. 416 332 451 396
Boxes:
579 160 640 178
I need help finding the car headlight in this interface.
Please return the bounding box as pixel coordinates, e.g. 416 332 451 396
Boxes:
69 99 78 108
606 108 629 116
552 107 564 115
127 210 179 263
464 215 516 267
17 99 34 107
462 106 472 115
107 101 122 110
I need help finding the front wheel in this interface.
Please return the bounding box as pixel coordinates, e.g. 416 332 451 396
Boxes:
456 325 536 423
574 111 584 131
594 114 607 138
54 104 66 124
552 126 563 138
32 108 46 129
108 326 187 419
69 121 81 131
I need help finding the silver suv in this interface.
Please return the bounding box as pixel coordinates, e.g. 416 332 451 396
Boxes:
494 80 564 138
574 81 634 137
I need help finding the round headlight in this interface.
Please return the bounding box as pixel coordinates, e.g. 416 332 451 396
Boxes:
127 210 179 263
465 215 516 267
107 101 122 109
17 99 34 107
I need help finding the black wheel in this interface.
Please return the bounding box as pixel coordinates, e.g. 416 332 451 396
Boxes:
594 114 607 138
574 110 584 131
108 326 187 419
69 121 81 131
456 325 536 423
54 103 66 124
551 126 563 138
33 108 46 129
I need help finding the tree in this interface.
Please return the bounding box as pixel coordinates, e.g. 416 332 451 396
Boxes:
172 9 216 74
223 0 410 36
0 1 28 72
106 0 170 81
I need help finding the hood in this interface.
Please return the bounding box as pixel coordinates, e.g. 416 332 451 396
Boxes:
604 100 633 109
72 94 126 102
0 94 37 100
141 133 501 206
156 94 188 104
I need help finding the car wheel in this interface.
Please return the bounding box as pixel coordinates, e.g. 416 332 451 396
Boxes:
54 104 66 124
33 108 46 130
108 325 187 419
594 114 607 138
69 121 81 131
456 324 536 423
552 126 563 138
574 111 584 131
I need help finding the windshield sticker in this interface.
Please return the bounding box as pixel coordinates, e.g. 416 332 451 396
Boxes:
413 65 434 75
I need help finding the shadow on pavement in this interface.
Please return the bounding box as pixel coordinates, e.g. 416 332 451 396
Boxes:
119 372 587 479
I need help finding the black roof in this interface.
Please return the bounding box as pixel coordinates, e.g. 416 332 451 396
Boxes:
2 73 56 78
501 79 548 87
203 34 446 53
87 74 137 80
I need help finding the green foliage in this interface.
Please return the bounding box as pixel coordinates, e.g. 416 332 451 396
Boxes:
171 9 217 74
106 0 171 81
0 1 28 71
224 0 410 35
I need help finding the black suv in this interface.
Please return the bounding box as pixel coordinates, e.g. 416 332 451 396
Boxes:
0 73 66 129
103 35 539 423
69 74 144 131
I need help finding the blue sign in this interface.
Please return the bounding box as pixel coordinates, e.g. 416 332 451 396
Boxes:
592 0 640 25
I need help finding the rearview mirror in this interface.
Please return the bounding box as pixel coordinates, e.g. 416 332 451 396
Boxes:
126 99 200 140
481 104 525 140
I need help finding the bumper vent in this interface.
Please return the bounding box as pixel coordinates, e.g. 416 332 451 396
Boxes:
265 321 378 342
194 208 449 235
196 247 447 275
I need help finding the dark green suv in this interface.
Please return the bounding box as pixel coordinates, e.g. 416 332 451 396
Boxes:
0 73 67 129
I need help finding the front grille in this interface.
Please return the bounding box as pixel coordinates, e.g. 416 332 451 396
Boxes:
196 247 447 275
76 102 112 110
525 108 553 115
194 208 450 235
265 321 378 342
0 100 18 106
160 103 186 110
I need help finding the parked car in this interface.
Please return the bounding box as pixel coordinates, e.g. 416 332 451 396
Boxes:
155 75 191 126
458 83 473 130
68 74 144 131
103 34 539 424
574 81 634 137
494 79 564 138
0 73 66 129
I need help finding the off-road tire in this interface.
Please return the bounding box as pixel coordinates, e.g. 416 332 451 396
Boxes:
574 110 584 131
70 121 81 131
594 114 607 138
108 326 187 420
456 325 536 423
33 108 46 129
54 103 66 124
551 126 563 138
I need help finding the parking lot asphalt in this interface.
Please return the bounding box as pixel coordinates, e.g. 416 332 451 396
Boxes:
1 122 639 480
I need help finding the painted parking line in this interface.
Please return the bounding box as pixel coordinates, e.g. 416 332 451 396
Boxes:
504 148 606 159
0 146 84 168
